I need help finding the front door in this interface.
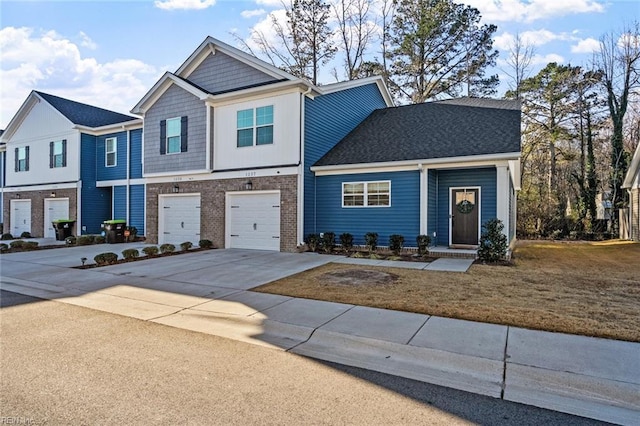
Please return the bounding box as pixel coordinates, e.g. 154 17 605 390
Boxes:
451 188 479 246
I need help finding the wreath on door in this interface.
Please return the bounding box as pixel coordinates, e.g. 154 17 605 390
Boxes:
456 199 474 214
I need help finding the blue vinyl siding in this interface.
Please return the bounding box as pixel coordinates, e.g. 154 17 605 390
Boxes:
80 133 111 234
436 168 497 246
96 131 127 181
315 171 420 247
129 128 143 178
113 186 127 220
129 184 145 232
427 169 437 240
304 83 388 237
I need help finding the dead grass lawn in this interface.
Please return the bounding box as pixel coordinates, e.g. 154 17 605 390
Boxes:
254 240 640 342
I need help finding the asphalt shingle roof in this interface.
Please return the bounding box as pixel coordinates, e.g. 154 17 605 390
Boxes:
36 91 138 127
314 99 521 167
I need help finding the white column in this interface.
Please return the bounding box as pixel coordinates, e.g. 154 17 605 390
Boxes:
496 165 510 239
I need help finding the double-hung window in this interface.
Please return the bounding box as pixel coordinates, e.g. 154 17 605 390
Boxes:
49 140 66 168
105 137 117 167
166 117 181 154
342 181 391 207
237 105 274 147
160 116 187 155
15 146 29 172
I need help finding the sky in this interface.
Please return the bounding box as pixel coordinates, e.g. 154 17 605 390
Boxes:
0 0 638 128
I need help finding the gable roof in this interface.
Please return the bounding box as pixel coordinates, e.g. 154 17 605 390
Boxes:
314 100 521 167
623 143 640 189
36 91 138 127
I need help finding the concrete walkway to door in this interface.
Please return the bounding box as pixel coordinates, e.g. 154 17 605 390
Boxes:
1 246 637 425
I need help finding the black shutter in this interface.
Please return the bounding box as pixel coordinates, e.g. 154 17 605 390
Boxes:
160 120 166 155
62 139 67 167
49 141 54 168
25 146 29 171
180 116 188 153
14 148 18 172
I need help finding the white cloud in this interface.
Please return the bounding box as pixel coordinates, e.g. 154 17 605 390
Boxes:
0 27 161 128
571 37 600 54
241 9 266 18
494 29 575 51
256 0 284 7
531 52 565 65
79 31 97 50
465 0 604 23
154 0 215 11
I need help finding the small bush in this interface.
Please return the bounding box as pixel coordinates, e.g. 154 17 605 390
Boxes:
321 232 335 253
159 243 176 254
364 232 378 252
340 233 354 253
478 219 508 263
305 233 321 252
94 235 106 244
1 233 14 241
389 234 405 255
142 246 159 256
9 240 25 250
122 248 140 260
416 235 431 256
0 243 8 252
20 231 32 238
94 252 118 266
76 235 94 246
65 236 77 246
198 239 213 249
24 241 39 251
180 241 193 251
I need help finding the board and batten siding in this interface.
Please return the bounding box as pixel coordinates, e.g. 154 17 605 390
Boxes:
304 83 388 237
143 84 206 174
314 171 420 247
436 168 497 246
186 51 278 94
80 133 111 234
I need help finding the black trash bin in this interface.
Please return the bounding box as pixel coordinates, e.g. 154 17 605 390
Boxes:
102 219 126 243
52 220 75 241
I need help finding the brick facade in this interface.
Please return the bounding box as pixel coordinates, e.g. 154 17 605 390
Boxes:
2 188 78 237
146 174 298 251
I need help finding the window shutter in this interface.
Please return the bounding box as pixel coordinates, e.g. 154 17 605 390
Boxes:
14 148 18 172
49 141 54 168
180 116 188 153
25 146 29 171
160 120 166 155
62 139 67 167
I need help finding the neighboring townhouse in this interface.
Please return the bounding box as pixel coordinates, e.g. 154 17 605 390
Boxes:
0 91 144 238
309 98 522 249
0 134 5 229
131 36 392 250
622 143 640 241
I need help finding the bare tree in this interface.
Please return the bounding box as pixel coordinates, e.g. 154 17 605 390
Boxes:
502 33 535 99
332 0 377 80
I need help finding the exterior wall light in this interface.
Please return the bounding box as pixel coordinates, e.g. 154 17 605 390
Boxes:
50 191 56 198
173 184 179 193
244 181 253 191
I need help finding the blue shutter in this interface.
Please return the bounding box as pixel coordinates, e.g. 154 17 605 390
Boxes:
160 120 166 155
180 116 188 153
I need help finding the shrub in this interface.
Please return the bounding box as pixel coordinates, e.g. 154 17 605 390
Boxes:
76 235 94 246
65 236 77 246
122 248 140 260
159 243 176 254
0 243 8 252
1 233 14 241
94 235 106 244
364 232 378 252
478 219 508 263
339 233 354 253
305 233 321 252
180 241 193 251
416 235 431 256
24 241 39 251
142 246 159 256
198 239 213 249
9 240 25 250
321 232 335 253
20 231 32 238
389 234 405 255
94 252 118 266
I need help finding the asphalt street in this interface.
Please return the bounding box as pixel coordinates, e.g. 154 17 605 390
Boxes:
0 290 609 425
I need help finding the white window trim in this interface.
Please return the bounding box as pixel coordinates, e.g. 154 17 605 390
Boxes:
236 105 274 148
52 140 64 168
17 147 28 171
105 137 117 167
342 180 391 208
166 116 181 155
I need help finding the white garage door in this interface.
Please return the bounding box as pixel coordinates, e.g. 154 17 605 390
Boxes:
159 194 201 245
227 192 280 251
11 199 31 237
44 198 70 238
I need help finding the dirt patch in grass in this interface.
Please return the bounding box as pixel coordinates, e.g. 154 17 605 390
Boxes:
254 240 640 342
321 269 399 286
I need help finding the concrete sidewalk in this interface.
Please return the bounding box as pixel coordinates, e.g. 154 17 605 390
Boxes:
1 248 638 425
